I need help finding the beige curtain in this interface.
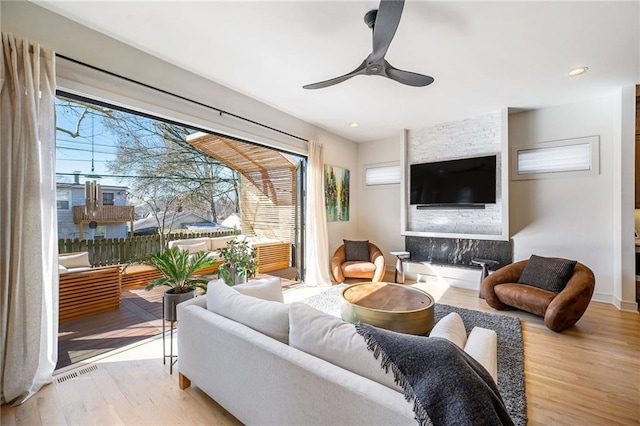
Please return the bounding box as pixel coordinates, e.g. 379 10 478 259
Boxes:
304 140 331 286
0 33 58 405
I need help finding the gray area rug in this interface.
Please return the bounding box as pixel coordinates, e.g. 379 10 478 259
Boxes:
302 287 527 426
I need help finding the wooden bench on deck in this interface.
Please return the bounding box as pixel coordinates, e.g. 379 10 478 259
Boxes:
59 265 122 323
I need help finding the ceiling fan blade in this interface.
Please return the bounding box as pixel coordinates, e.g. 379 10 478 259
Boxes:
385 61 434 87
370 0 405 64
303 59 367 90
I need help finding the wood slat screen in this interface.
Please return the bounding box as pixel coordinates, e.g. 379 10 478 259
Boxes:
58 266 122 322
187 132 297 243
240 176 296 243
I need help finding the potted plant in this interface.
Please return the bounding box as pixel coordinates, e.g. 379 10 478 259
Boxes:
218 238 258 285
138 246 217 321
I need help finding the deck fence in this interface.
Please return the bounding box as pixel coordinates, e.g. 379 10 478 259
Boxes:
58 229 236 267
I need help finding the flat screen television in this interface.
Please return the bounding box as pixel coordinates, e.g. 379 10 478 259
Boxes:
410 155 497 206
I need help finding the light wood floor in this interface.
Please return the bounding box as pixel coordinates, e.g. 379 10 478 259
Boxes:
2 275 639 425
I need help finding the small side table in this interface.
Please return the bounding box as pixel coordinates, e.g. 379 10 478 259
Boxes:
472 259 500 299
390 251 410 284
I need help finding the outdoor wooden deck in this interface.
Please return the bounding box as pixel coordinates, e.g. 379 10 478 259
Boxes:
56 268 299 370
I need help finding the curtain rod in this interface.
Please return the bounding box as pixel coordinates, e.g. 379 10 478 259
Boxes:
55 53 309 143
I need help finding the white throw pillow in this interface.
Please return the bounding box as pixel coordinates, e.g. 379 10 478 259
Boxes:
58 252 91 269
176 241 208 254
206 279 289 344
209 235 237 251
289 302 402 393
234 277 283 302
429 312 468 349
464 326 498 383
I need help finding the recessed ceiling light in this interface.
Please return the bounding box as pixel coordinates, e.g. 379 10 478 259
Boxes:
568 66 589 77
350 122 359 128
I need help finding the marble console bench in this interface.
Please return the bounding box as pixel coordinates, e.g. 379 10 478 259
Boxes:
402 236 513 292
403 259 499 292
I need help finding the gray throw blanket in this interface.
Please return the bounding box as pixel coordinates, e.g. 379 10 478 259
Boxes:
355 323 514 426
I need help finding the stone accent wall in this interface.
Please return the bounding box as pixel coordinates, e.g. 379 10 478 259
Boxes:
406 236 513 269
406 111 504 235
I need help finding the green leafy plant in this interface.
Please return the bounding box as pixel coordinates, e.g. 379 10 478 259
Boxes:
138 246 217 294
218 238 258 285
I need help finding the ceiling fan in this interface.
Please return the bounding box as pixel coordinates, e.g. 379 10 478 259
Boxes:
303 0 434 90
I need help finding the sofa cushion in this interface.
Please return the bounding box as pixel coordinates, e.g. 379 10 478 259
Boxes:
518 255 577 293
429 312 467 349
343 240 370 262
341 261 376 276
210 235 237 251
168 237 209 250
233 277 283 302
206 279 289 344
464 327 498 383
289 302 402 393
59 252 91 269
495 283 556 317
176 241 209 254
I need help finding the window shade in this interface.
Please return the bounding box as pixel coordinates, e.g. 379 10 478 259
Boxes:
512 136 599 180
365 165 401 186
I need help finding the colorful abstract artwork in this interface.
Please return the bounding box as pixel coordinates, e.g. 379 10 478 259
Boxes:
324 164 350 221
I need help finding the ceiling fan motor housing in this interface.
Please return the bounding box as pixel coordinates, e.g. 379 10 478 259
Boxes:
364 9 378 29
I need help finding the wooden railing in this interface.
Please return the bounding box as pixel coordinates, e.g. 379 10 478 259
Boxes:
73 205 135 224
58 230 236 267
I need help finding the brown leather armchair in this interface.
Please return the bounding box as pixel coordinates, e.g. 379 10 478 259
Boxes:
331 242 386 283
481 259 595 332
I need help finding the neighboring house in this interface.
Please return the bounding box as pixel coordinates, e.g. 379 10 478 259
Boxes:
56 181 132 240
220 213 241 230
131 210 227 235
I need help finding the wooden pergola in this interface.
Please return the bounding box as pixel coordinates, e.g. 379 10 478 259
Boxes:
186 132 298 244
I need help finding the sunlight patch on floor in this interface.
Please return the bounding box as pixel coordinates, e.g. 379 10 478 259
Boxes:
283 284 333 303
410 280 450 303
94 334 166 363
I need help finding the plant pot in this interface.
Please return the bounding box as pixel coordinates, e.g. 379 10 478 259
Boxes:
231 267 248 285
163 287 195 322
221 266 248 286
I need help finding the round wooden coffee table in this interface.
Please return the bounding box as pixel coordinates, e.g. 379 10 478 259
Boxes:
340 282 435 335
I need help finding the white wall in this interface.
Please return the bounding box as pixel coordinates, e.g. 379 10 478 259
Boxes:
613 86 637 310
508 96 618 303
354 135 405 269
322 130 359 255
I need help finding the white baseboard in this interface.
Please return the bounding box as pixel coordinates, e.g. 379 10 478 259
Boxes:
591 292 612 304
593 292 638 312
613 296 639 312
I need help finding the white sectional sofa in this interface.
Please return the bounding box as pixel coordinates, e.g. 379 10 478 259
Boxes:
177 280 497 425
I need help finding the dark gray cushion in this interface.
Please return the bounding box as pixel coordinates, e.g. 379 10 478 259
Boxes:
518 255 577 293
343 240 370 262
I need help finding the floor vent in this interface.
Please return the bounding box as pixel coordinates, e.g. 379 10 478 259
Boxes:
56 364 98 383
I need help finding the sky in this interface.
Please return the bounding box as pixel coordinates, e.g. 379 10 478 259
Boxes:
56 97 124 187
